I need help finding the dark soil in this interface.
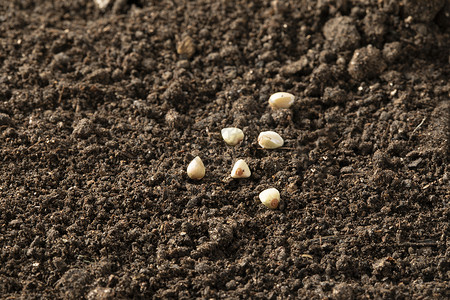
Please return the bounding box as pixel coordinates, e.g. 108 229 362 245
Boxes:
1 0 449 299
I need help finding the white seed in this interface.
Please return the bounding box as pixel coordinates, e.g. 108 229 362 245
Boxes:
231 159 251 178
94 0 111 9
257 131 284 149
221 127 244 146
187 156 205 180
268 92 295 109
259 188 280 209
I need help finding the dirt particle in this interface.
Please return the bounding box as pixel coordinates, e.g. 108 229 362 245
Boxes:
363 10 387 44
86 68 111 84
323 86 347 105
177 36 196 58
323 16 361 51
226 280 237 290
122 52 142 73
348 45 386 81
52 52 70 71
112 0 129 14
403 0 445 23
332 283 354 300
340 166 353 174
436 1 450 27
407 158 423 168
72 118 94 139
165 109 183 129
0 113 11 125
383 41 402 64
208 222 234 247
56 269 91 299
372 257 395 278
281 56 310 76
336 255 354 273
319 50 336 64
87 287 114 300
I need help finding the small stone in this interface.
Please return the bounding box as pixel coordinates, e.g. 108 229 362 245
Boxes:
177 36 195 58
231 159 251 178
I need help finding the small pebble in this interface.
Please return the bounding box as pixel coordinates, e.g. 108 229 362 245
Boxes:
259 188 280 209
231 159 251 178
221 127 244 146
187 156 205 180
268 92 295 109
258 131 284 149
177 36 195 58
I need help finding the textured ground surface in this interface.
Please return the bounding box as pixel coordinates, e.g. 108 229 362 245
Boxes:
0 0 449 299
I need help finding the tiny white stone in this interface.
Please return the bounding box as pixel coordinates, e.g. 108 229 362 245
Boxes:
221 127 244 146
257 131 284 149
259 188 280 209
268 92 295 109
187 156 205 180
231 159 251 178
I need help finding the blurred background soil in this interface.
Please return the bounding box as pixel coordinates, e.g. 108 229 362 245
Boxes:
0 0 449 298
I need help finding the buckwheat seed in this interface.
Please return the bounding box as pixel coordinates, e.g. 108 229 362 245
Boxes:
259 188 280 209
257 131 284 149
221 127 244 146
268 92 295 109
187 156 205 180
231 159 251 178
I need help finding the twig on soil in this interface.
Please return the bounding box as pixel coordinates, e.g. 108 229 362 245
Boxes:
58 86 65 104
411 117 426 135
